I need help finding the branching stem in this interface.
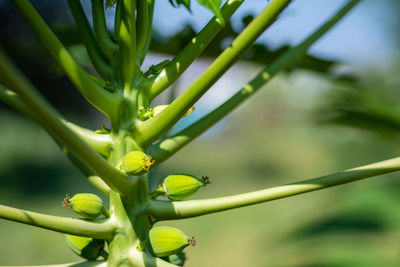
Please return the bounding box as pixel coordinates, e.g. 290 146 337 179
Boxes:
10 0 123 118
67 0 111 80
141 0 245 100
0 85 112 157
0 49 134 195
0 204 116 239
91 0 118 60
149 155 400 220
136 0 149 60
119 0 137 92
150 0 361 163
0 86 112 195
137 0 292 147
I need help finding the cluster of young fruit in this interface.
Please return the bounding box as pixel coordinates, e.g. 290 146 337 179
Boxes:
146 174 210 263
61 150 209 262
62 193 109 260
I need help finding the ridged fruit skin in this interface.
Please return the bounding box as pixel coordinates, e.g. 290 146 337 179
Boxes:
147 226 189 257
163 174 205 201
65 234 104 260
69 193 104 219
121 151 152 175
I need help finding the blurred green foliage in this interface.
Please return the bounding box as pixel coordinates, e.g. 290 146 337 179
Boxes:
2 70 400 266
1 1 400 266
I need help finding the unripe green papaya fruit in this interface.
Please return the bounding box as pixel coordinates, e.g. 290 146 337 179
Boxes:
121 151 155 176
147 226 195 257
161 175 210 201
63 193 104 219
65 234 104 260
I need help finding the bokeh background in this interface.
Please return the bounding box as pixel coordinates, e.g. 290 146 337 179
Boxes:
1 0 400 266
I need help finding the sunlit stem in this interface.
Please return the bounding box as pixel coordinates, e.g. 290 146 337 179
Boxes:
119 0 137 93
56 140 112 196
0 85 112 157
67 0 111 80
0 49 134 195
127 249 179 267
141 0 245 101
114 0 121 39
0 86 112 195
91 0 118 60
136 0 149 60
149 154 400 220
150 0 361 163
5 262 107 267
138 0 154 65
10 0 123 118
0 204 117 239
137 0 292 147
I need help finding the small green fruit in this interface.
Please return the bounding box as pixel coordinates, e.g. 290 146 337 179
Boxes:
121 151 155 175
65 234 104 260
63 193 104 219
161 175 210 201
147 226 195 257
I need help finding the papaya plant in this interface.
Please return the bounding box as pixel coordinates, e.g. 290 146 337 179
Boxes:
1 0 396 266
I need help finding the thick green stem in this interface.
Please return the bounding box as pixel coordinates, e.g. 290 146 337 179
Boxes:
91 0 118 60
136 0 149 60
9 0 123 118
0 86 112 196
138 0 154 65
8 262 107 267
150 0 361 163
127 249 179 267
0 204 116 239
0 86 112 157
63 121 113 157
1 262 106 267
114 0 121 40
0 49 134 195
141 0 244 100
119 0 137 92
149 155 400 220
137 0 292 147
57 140 112 196
67 0 111 80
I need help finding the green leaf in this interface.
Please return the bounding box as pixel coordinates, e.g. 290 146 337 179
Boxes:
197 0 223 23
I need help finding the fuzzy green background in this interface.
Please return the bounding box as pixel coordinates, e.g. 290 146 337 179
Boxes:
1 0 400 266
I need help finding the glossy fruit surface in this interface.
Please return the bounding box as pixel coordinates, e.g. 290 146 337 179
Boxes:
121 151 154 175
163 174 207 201
69 193 104 219
147 226 193 257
